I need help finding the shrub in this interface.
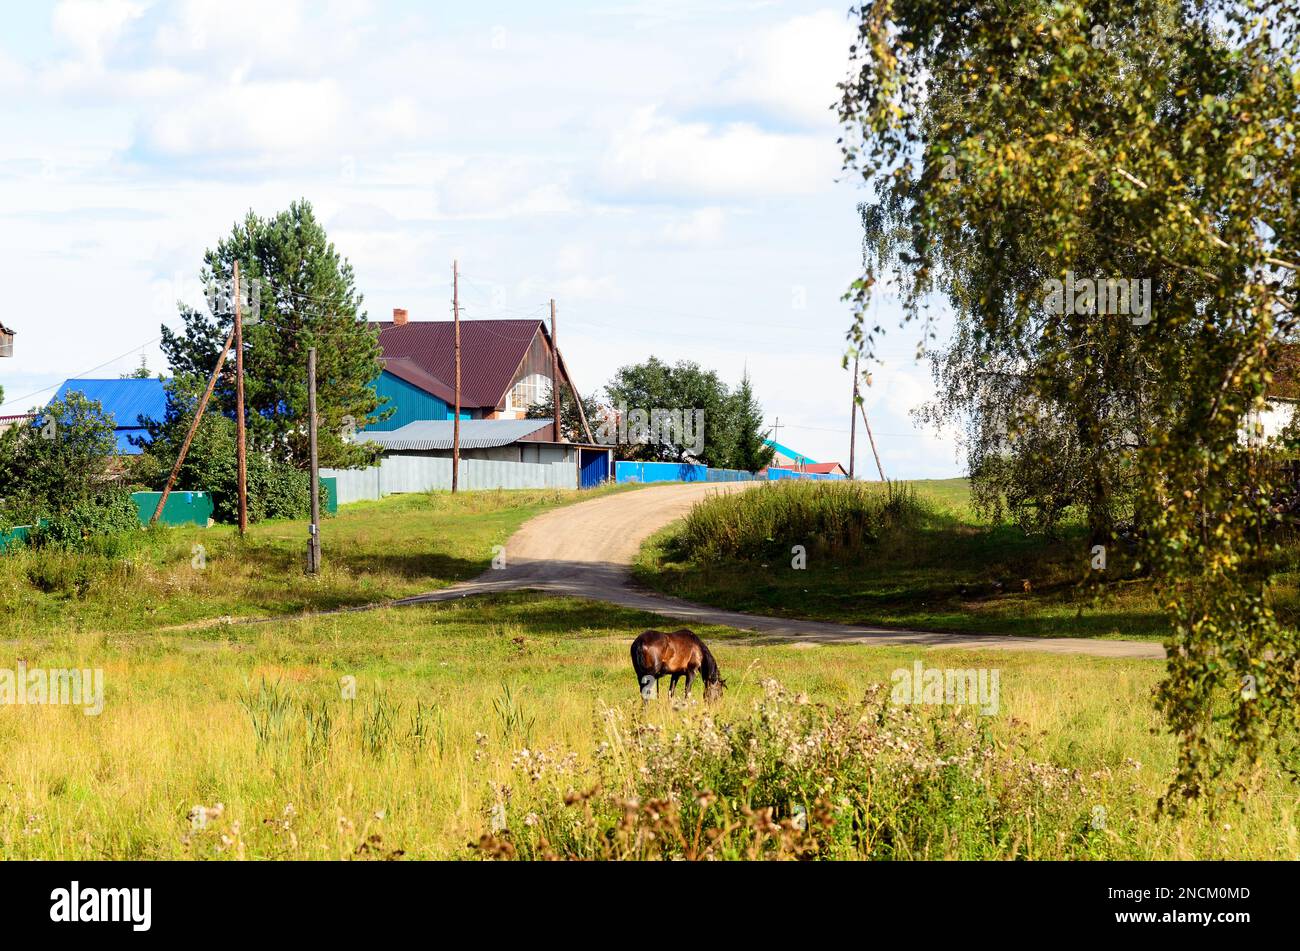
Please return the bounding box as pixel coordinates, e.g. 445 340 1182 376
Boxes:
479 681 1092 861
670 481 931 562
31 489 141 552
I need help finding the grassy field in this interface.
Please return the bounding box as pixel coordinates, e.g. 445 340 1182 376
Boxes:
0 484 633 637
634 478 1175 640
2 483 1294 859
1 592 1294 860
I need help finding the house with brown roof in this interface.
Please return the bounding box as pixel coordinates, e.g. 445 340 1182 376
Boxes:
369 309 585 433
0 321 14 358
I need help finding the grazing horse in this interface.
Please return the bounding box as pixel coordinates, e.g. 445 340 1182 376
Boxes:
630 629 725 702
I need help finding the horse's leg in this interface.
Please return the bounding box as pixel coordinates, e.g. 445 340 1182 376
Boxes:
669 674 680 698
684 670 695 698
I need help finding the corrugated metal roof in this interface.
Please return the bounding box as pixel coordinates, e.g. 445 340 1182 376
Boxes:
51 378 167 430
381 356 457 404
771 462 844 475
359 418 553 451
372 319 544 408
763 437 816 464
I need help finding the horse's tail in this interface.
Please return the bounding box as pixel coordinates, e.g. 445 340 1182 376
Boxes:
631 636 650 690
698 639 720 684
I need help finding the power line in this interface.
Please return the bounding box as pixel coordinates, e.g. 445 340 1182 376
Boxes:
0 334 163 412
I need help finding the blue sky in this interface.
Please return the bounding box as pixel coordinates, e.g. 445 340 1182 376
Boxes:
0 0 962 477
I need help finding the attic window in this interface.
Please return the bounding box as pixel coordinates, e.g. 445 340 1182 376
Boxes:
506 373 548 412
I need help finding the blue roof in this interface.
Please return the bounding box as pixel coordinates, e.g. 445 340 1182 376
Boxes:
50 378 167 455
763 437 816 465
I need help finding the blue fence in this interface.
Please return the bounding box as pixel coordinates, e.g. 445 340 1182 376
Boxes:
614 462 844 485
615 461 709 483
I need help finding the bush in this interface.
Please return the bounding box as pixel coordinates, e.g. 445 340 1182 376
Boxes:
30 489 141 552
670 481 931 562
479 681 1091 860
134 380 319 523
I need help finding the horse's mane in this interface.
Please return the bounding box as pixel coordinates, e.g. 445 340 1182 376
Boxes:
698 639 720 683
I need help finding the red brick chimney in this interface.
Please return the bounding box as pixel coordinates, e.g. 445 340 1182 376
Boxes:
392 308 408 326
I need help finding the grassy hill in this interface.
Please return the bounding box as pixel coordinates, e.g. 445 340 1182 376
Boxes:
633 477 1172 640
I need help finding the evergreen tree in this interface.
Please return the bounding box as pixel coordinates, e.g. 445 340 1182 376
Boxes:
728 371 774 472
160 200 387 469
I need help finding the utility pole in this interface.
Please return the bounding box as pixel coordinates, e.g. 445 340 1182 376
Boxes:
849 352 859 480
307 347 321 573
551 299 561 443
859 400 886 482
234 260 248 536
452 260 461 493
151 326 236 525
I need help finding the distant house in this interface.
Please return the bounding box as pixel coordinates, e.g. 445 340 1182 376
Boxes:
369 310 585 433
1243 343 1300 446
0 321 13 358
763 438 816 468
0 413 35 435
770 461 848 477
49 378 166 455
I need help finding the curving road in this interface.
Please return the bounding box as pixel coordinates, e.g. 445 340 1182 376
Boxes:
398 483 1166 660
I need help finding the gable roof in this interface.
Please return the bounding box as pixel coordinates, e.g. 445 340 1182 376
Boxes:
381 356 457 404
772 461 845 475
52 378 166 428
359 418 552 451
50 378 167 455
0 321 13 335
373 319 546 408
762 437 816 464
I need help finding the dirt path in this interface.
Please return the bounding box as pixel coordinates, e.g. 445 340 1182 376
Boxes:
398 483 1166 660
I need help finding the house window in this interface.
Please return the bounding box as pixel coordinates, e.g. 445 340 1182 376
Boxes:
507 373 549 412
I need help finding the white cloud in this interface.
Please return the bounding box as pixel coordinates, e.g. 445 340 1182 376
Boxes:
138 79 346 157
53 0 147 64
0 50 27 89
660 206 725 245
719 10 854 127
603 106 834 198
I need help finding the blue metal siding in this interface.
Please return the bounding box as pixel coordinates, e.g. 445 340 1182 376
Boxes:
579 448 611 488
368 371 457 431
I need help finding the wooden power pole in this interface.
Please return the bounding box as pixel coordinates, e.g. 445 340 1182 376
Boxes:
452 260 461 494
849 352 859 480
550 299 561 442
307 347 321 573
859 399 886 482
234 260 249 535
151 326 236 525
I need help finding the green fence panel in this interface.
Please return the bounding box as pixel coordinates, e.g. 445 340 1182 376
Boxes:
0 524 33 552
321 477 338 515
130 492 214 528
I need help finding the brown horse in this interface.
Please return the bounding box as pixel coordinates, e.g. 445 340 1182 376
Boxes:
630 629 724 702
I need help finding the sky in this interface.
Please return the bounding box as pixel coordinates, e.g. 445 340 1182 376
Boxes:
0 0 963 478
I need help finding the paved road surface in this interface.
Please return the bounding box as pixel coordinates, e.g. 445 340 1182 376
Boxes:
397 483 1166 660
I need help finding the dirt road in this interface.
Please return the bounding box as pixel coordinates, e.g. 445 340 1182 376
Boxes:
399 483 1166 660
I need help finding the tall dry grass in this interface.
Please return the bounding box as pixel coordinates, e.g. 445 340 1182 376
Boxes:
670 481 931 562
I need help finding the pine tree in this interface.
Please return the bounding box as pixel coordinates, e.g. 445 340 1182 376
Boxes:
728 371 774 472
160 200 386 469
